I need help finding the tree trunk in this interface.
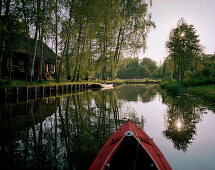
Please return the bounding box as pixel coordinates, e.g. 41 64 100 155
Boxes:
76 39 85 81
29 0 41 82
9 33 14 82
0 0 11 79
58 41 67 81
29 31 38 82
85 40 92 80
39 30 43 82
72 24 82 81
55 0 58 80
58 3 73 81
0 0 2 15
65 0 74 80
111 27 122 80
65 38 71 80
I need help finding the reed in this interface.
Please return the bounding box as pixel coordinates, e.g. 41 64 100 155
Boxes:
160 77 215 100
188 85 215 101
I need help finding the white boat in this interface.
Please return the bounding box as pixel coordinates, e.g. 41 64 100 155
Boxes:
100 83 113 88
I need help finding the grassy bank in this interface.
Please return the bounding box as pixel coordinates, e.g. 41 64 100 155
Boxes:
160 77 215 101
187 85 215 101
123 78 160 83
159 81 185 94
0 78 159 89
0 79 97 89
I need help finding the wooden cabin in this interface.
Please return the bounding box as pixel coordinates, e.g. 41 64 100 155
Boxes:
0 32 57 81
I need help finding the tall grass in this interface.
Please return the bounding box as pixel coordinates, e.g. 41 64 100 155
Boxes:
188 85 215 101
160 81 185 94
182 77 215 87
160 77 215 99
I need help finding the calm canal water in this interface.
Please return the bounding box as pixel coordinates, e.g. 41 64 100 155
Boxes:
1 84 215 170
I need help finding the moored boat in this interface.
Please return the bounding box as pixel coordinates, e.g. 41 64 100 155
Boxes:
90 83 113 89
89 119 172 170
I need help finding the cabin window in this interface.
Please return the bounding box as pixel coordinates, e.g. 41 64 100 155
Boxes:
7 59 13 71
43 63 46 71
19 61 24 71
50 64 55 73
46 64 49 72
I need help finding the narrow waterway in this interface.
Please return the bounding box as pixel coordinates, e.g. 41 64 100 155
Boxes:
0 84 215 170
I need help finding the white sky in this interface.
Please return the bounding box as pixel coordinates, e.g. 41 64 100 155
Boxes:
140 0 215 65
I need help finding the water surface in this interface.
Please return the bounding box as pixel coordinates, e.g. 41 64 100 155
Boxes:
0 85 215 169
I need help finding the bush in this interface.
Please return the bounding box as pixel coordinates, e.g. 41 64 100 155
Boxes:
160 81 185 94
160 76 215 95
182 77 215 87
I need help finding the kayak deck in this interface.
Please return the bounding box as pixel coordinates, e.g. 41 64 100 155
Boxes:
89 120 172 170
109 135 157 169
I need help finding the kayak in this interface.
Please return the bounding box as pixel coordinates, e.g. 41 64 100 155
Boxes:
89 119 172 170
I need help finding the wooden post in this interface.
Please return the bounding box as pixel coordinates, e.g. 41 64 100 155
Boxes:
55 86 57 96
26 87 28 101
66 85 68 94
61 85 63 95
34 87 37 100
16 87 19 103
70 84 72 94
49 86 51 96
76 84 80 92
73 84 76 93
4 88 7 104
42 86 44 98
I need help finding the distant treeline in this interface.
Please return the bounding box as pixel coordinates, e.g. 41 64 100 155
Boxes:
116 57 162 79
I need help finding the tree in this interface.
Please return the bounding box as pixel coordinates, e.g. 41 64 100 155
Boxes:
140 57 157 78
0 0 12 79
166 18 203 81
0 0 155 82
110 0 156 80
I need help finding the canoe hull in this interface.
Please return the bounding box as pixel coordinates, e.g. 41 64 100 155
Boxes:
89 120 172 170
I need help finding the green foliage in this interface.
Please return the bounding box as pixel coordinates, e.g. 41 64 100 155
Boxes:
116 57 161 79
165 18 203 81
187 85 215 101
160 77 215 101
160 81 185 94
182 77 215 87
0 0 155 82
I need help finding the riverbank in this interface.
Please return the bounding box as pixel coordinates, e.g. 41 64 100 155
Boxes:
187 85 215 101
0 79 96 89
0 78 159 104
0 78 159 89
160 78 215 101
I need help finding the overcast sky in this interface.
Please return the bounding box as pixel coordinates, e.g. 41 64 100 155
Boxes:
140 0 215 65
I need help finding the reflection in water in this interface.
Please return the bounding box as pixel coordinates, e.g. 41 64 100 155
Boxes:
116 84 158 102
1 85 156 169
161 92 205 152
175 119 183 131
0 84 215 169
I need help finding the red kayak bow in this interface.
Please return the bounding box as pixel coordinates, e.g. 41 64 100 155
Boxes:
89 120 172 170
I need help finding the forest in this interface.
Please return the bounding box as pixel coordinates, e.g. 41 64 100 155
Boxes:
0 0 214 88
0 0 155 82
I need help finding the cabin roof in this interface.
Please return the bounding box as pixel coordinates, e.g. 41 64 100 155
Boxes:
1 32 58 63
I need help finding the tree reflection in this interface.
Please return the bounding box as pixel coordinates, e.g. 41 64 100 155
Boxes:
161 92 205 152
0 88 144 169
117 84 158 102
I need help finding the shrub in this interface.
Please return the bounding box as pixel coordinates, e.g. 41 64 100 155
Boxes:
160 81 185 94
